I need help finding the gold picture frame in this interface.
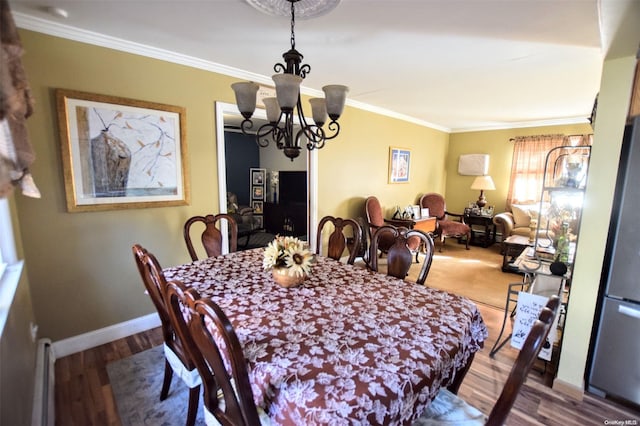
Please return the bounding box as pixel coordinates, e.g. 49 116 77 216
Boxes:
389 147 411 183
56 89 189 212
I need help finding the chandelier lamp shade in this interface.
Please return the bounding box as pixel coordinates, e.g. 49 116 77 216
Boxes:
231 0 349 161
470 175 496 208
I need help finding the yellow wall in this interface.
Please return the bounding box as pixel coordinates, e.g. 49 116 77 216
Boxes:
446 123 593 214
318 108 449 221
17 30 448 341
556 55 637 392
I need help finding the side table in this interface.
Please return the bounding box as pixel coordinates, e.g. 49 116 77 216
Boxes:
501 235 532 273
385 216 437 234
463 213 496 247
384 216 437 262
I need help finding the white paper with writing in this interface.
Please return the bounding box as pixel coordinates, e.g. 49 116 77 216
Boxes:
512 291 558 361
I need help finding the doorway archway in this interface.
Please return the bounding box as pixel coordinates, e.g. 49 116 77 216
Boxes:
214 102 318 251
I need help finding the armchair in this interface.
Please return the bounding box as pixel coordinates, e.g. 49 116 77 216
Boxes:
227 192 260 247
493 203 540 240
365 196 422 263
419 193 470 251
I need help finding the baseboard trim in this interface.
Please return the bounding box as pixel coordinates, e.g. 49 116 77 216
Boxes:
552 378 584 401
52 313 161 358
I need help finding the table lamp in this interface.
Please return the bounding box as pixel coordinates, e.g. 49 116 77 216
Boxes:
471 175 496 208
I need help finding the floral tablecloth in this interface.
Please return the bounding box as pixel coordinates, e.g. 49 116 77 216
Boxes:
164 248 488 425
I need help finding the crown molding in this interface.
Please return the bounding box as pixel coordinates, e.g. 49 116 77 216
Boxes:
14 12 585 135
451 116 590 133
12 11 451 133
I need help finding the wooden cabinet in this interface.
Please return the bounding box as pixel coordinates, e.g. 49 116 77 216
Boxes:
263 202 307 238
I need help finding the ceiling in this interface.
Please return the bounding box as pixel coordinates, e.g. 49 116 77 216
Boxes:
8 0 638 132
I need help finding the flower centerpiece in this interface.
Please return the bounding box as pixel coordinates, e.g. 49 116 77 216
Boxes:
263 236 314 287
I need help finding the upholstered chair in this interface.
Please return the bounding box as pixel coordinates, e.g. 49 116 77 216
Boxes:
419 193 470 251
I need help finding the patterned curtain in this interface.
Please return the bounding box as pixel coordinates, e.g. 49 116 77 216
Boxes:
0 0 40 198
506 134 592 209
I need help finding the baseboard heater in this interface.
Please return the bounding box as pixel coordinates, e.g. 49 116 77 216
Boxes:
32 338 55 426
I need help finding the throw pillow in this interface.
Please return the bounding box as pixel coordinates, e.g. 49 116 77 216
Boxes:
511 204 534 227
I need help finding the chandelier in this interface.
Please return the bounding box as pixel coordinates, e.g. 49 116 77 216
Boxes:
231 0 348 161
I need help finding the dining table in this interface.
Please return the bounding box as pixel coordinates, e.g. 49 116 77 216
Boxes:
163 248 488 425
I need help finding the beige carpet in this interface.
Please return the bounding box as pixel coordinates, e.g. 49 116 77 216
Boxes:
367 241 520 309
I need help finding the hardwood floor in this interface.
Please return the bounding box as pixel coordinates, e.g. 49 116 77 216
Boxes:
54 302 639 426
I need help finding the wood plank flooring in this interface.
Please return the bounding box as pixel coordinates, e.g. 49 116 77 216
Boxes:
54 302 639 426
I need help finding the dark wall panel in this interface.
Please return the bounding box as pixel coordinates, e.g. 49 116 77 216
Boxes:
224 132 259 206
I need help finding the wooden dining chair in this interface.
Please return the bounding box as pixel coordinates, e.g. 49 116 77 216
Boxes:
164 280 269 426
413 295 561 426
183 213 238 261
316 215 363 264
369 225 435 285
131 244 201 426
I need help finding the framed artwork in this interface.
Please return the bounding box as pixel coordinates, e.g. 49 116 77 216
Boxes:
389 147 411 183
252 200 263 214
251 168 266 185
252 186 264 200
56 89 189 212
255 215 264 229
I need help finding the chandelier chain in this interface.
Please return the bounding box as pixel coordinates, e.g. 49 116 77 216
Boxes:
290 1 296 50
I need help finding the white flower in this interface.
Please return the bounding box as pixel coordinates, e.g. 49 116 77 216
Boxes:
263 235 314 277
284 247 314 277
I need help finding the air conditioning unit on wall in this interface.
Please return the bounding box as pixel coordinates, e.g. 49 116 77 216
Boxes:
458 154 489 176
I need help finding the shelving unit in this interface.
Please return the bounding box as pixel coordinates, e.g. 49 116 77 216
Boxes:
490 144 591 366
532 145 591 267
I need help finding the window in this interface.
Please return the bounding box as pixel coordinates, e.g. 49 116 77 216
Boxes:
507 134 592 207
0 197 21 337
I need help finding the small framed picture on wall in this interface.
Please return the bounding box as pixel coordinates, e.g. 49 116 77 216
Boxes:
251 168 265 185
389 147 411 183
252 186 264 200
252 200 263 214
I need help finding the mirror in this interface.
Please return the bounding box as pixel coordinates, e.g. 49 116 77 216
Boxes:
215 102 318 252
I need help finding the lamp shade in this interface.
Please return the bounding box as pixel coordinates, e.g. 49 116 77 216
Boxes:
471 175 496 191
263 97 281 123
231 82 259 118
322 85 349 120
309 98 327 127
272 74 303 111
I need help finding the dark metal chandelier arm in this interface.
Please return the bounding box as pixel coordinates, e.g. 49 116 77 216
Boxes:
298 126 326 151
274 49 310 78
239 118 255 134
255 123 280 148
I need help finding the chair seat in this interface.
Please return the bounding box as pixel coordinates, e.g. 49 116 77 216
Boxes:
164 344 201 388
204 404 271 425
439 219 470 237
413 389 487 425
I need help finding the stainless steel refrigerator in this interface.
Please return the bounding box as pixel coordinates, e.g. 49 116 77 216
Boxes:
588 116 640 407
